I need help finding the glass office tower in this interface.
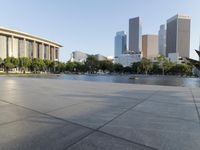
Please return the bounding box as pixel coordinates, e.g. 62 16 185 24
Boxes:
114 31 127 57
129 17 142 53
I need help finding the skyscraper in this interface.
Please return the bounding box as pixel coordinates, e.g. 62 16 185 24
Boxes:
129 17 142 53
158 24 166 56
142 35 159 59
166 14 191 58
114 31 127 57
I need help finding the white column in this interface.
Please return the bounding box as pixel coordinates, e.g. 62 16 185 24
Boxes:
11 35 14 57
0 35 7 59
42 43 45 60
47 45 50 60
24 39 27 57
33 41 37 58
39 43 44 59
50 47 53 61
57 48 59 61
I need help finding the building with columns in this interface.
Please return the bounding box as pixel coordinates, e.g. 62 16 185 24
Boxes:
0 27 62 61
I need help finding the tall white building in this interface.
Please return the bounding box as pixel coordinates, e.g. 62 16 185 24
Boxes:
158 24 166 56
114 31 127 57
129 17 142 53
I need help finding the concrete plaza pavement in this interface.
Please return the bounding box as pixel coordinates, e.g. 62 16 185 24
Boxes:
0 77 199 150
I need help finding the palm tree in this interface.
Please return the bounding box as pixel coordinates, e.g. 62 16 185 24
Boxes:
157 55 168 75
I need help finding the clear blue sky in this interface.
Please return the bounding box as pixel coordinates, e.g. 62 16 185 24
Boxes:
0 0 199 61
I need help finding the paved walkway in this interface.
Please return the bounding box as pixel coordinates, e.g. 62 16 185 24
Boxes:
0 77 199 150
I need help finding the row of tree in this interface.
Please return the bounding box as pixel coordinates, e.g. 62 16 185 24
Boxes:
0 55 194 76
0 57 60 73
132 57 193 76
65 55 193 76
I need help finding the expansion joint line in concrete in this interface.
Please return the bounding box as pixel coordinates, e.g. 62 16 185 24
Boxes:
0 98 95 131
64 90 160 150
96 90 160 131
190 89 200 123
0 93 159 150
